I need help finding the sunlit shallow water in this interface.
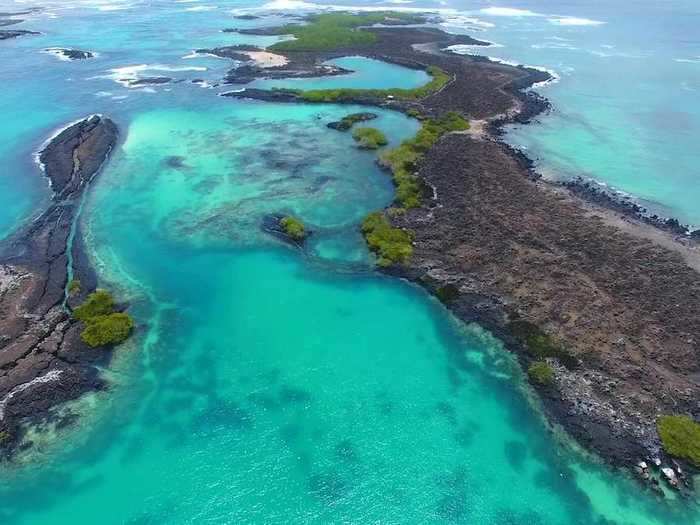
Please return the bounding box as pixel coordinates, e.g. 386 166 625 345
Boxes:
0 2 699 524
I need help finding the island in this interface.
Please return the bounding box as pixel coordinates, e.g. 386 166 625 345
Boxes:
0 115 128 457
221 11 700 486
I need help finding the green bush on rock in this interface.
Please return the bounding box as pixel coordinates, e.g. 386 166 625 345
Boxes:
80 313 134 348
361 212 413 267
528 361 554 386
380 112 470 209
352 127 388 149
72 290 134 348
73 289 115 322
657 415 700 467
68 279 81 296
280 216 307 241
269 12 426 52
508 320 577 369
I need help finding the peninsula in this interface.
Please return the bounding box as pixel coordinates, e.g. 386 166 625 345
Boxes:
223 12 700 482
0 116 121 455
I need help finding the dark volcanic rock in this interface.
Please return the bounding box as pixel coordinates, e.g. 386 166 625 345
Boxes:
222 88 301 103
128 76 171 86
45 47 95 60
231 15 261 20
388 133 700 467
0 29 39 40
327 112 378 131
0 19 23 27
38 115 118 197
0 115 118 457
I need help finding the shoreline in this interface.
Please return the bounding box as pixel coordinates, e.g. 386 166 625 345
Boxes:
217 17 700 487
0 116 118 458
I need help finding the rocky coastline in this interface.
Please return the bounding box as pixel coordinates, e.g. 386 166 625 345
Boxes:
0 115 118 457
217 17 700 484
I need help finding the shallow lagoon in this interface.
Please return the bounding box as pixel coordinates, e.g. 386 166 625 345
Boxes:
0 2 699 524
252 56 431 91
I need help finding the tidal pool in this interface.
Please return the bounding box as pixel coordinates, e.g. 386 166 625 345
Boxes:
251 56 431 91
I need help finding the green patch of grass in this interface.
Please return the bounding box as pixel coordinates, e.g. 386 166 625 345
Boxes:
73 290 134 348
68 279 81 296
528 361 554 386
329 112 377 131
73 289 115 322
280 216 307 241
657 415 700 467
80 313 134 348
508 320 577 369
269 12 425 52
361 211 413 267
380 112 469 208
298 65 451 103
352 127 388 149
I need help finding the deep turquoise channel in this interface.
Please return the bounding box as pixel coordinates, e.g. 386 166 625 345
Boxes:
0 2 699 524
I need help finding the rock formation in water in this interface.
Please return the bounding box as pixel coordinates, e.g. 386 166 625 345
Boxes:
0 115 118 456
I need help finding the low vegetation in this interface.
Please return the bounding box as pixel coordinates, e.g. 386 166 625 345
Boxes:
73 290 134 348
280 216 307 241
528 361 554 386
297 65 451 103
508 320 577 369
380 112 469 209
0 430 9 444
435 284 460 304
361 212 413 267
657 415 700 467
329 112 377 131
269 12 425 52
352 127 388 149
68 279 81 296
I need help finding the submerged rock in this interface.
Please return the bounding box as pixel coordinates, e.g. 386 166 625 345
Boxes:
44 47 95 60
0 29 39 40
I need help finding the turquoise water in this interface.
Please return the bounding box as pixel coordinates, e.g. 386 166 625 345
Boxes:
1 1 699 524
252 56 431 90
438 0 700 226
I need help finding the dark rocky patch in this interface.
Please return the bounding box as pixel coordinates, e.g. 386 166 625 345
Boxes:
128 76 171 86
0 19 23 27
45 48 95 60
327 112 378 131
0 29 39 40
0 115 118 458
231 14 260 20
163 156 189 170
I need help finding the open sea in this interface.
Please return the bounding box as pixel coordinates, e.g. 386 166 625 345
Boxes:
0 1 698 523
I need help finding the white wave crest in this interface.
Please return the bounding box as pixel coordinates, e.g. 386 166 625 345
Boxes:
548 16 605 26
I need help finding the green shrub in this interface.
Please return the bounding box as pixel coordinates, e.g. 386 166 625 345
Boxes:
361 212 413 267
73 289 134 348
80 313 134 348
68 279 81 296
0 430 9 444
269 12 424 52
280 216 307 241
379 112 469 209
528 361 554 386
508 320 577 369
352 127 388 149
657 415 700 467
73 290 115 322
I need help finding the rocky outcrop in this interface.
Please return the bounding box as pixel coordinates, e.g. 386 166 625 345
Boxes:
0 115 118 457
0 29 39 40
44 48 95 60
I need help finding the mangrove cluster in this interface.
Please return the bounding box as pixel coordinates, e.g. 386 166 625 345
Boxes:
73 290 134 348
361 212 413 267
352 127 388 149
268 12 425 52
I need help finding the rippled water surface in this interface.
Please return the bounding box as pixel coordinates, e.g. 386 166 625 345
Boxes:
0 1 699 524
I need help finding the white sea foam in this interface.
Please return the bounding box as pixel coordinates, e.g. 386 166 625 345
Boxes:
479 7 539 17
98 64 207 88
440 14 495 30
185 5 217 11
674 56 700 64
548 16 605 26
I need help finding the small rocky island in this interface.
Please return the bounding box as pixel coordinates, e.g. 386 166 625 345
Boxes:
221 11 700 487
44 47 95 60
0 116 130 456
